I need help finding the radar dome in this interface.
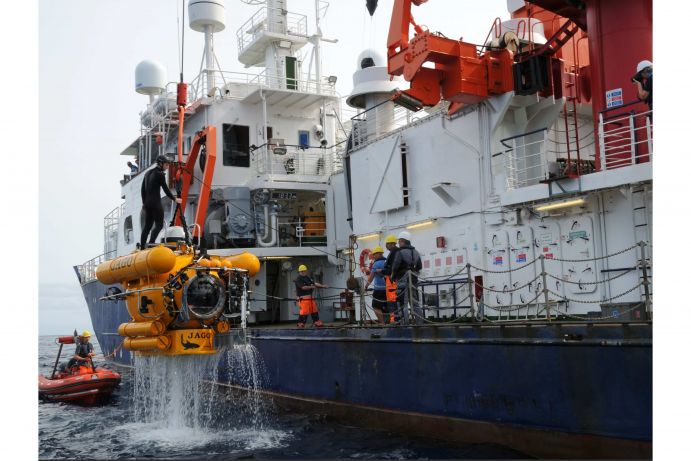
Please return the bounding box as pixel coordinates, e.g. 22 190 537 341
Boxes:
188 0 226 33
357 49 385 70
135 60 167 96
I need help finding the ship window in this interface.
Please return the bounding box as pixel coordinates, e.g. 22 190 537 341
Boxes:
298 130 310 149
222 124 250 167
286 56 297 90
123 215 133 244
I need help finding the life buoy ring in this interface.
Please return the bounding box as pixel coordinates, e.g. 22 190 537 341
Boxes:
359 248 372 275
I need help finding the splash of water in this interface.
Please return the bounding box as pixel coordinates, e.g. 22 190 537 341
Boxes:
220 342 272 430
131 341 273 433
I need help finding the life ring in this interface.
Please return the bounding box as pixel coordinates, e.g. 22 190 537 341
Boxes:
359 248 372 275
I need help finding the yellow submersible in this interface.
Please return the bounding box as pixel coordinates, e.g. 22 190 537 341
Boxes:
96 245 260 356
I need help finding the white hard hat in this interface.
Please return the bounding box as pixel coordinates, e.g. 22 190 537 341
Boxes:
636 60 652 73
397 230 412 241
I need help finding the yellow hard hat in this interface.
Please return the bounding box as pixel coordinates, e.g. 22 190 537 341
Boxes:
81 330 92 338
372 246 384 254
385 235 397 244
298 264 308 272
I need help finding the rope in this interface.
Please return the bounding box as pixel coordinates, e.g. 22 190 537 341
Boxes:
481 291 543 312
551 243 638 263
102 340 124 359
469 257 538 274
547 267 636 286
481 274 541 293
546 282 643 304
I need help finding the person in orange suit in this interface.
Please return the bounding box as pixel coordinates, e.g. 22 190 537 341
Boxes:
294 264 328 328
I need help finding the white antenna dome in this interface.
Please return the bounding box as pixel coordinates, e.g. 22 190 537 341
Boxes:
188 0 226 33
357 49 386 69
135 60 167 95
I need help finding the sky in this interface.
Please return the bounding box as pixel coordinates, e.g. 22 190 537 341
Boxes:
36 0 510 335
2 1 690 459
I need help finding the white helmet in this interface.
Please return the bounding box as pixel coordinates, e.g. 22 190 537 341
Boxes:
397 230 412 241
636 60 652 73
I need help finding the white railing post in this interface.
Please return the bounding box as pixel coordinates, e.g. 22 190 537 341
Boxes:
598 112 607 171
629 112 636 165
541 130 548 181
645 113 653 154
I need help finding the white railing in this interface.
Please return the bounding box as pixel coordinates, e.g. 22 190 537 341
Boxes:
103 204 123 256
255 214 327 248
599 108 653 170
164 68 335 107
502 129 550 190
351 104 415 148
253 145 336 179
248 69 336 96
77 251 116 285
236 6 308 54
498 125 598 191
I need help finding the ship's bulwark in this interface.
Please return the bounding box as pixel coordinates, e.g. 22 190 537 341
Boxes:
80 279 651 459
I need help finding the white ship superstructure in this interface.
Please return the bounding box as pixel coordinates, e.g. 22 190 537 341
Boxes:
344 3 652 322
85 0 653 325
92 0 355 324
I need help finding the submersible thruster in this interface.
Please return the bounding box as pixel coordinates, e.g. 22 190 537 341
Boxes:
96 242 260 356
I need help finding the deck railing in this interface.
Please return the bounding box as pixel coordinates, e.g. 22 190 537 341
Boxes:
236 6 308 54
598 104 652 170
496 124 598 191
373 241 652 324
496 104 652 192
77 251 116 285
252 145 338 179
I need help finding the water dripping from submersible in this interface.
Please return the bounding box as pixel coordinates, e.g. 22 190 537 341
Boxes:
125 342 287 450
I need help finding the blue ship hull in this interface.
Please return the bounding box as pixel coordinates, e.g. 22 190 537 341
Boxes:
79 278 652 458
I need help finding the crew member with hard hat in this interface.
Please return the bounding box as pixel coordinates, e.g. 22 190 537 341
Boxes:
381 235 400 319
140 154 182 249
391 231 423 324
294 264 329 328
365 246 388 324
66 330 95 370
632 60 652 112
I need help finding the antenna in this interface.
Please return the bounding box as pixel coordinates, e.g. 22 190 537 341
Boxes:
181 0 186 82
188 0 226 96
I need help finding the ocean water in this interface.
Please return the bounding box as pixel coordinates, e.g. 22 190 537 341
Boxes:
38 335 529 460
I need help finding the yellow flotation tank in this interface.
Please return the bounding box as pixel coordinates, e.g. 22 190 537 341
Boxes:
96 246 176 284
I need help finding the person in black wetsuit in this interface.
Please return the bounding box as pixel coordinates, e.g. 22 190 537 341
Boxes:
66 331 95 370
140 155 181 249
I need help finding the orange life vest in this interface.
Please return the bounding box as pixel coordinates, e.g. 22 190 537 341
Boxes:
385 276 398 303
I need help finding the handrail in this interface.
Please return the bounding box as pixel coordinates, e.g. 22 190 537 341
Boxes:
499 127 548 149
599 99 648 118
395 241 651 324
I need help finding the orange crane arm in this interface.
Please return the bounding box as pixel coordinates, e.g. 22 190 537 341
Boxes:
387 0 428 76
385 0 513 112
174 126 217 241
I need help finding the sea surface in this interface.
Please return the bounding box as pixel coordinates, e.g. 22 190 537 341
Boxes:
38 335 530 460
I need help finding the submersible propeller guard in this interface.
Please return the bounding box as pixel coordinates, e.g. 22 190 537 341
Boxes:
95 245 261 356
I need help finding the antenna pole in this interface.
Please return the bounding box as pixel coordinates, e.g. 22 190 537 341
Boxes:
181 0 185 82
314 0 322 94
204 25 216 96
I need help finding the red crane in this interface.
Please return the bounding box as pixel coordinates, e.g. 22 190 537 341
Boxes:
386 0 514 113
